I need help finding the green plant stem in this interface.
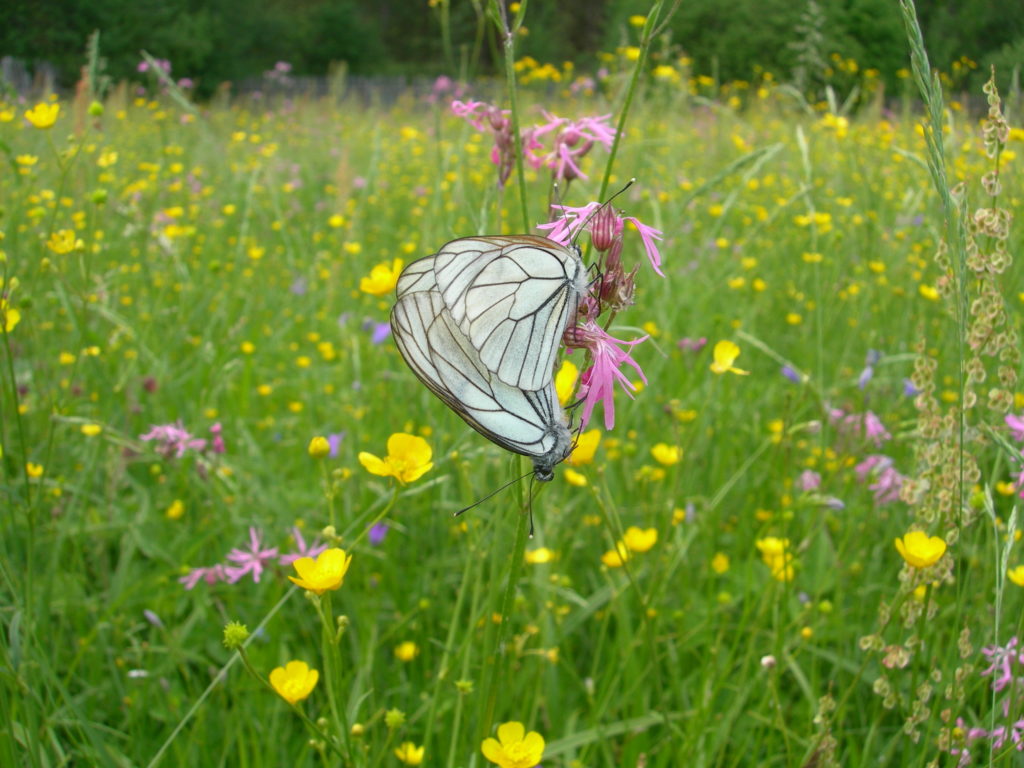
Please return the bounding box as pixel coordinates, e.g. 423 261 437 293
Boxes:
319 592 354 763
477 457 531 744
499 19 530 231
237 646 349 762
596 1 665 203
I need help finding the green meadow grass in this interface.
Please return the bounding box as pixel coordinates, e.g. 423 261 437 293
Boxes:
3 13 1024 768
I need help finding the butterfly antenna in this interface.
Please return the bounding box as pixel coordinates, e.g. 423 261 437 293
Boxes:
453 469 534 517
527 475 537 537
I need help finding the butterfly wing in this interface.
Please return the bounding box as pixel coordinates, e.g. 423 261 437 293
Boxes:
431 235 587 392
391 256 569 464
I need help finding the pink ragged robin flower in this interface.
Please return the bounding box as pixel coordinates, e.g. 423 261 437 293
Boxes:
140 420 207 458
1006 412 1024 442
179 564 228 590
278 527 329 566
539 202 665 277
451 99 534 187
525 111 616 183
564 321 648 430
224 528 279 584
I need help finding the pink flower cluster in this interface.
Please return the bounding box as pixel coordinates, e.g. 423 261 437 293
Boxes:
179 527 327 590
538 200 664 430
140 420 225 459
853 454 904 505
828 407 892 448
451 100 616 187
137 58 171 74
951 637 1024 766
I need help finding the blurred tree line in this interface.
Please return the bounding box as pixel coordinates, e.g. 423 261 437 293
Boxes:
2 0 1021 96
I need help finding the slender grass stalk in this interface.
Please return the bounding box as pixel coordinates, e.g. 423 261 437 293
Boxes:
146 592 296 768
488 0 531 232
595 0 681 203
319 592 354 762
477 458 531 744
898 0 969 530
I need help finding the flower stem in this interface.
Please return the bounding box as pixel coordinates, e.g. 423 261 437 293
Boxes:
477 457 531 743
596 0 669 203
239 645 349 762
494 0 531 231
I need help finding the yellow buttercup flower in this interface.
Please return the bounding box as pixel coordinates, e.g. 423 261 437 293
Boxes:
24 102 60 129
756 537 794 582
563 468 587 486
650 443 681 466
1 299 20 332
81 423 102 437
166 499 185 520
394 742 425 766
554 359 578 406
46 229 83 255
525 546 555 564
288 548 353 594
623 526 657 553
481 721 545 768
601 541 630 568
308 435 330 459
358 433 433 484
359 258 403 296
269 660 319 704
894 530 946 568
1008 565 1024 587
710 340 749 375
394 641 420 662
566 429 600 466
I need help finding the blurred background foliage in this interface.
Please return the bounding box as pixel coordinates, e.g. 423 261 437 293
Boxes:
1 0 1023 96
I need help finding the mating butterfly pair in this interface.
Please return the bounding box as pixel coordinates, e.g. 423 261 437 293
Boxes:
390 235 587 481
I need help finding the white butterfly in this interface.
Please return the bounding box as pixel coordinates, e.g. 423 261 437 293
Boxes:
390 235 585 481
431 235 588 391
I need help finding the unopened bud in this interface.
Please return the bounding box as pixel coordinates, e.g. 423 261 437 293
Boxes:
590 205 620 252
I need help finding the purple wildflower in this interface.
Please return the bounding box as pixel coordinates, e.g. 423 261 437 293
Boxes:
327 432 345 458
371 322 392 344
564 321 648 430
857 366 874 389
224 528 279 584
278 526 328 566
369 522 389 546
903 378 920 397
781 365 802 383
